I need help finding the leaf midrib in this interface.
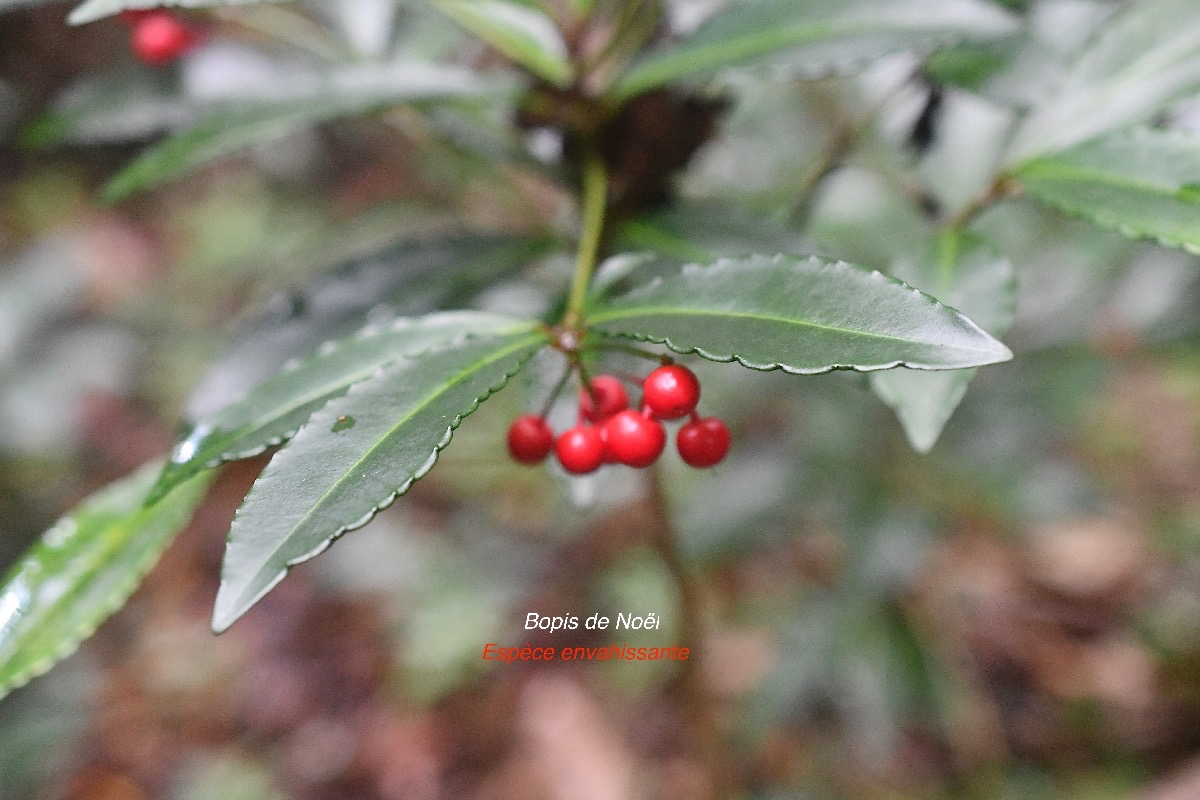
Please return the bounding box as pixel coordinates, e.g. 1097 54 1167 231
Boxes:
211 362 375 456
1019 158 1198 200
214 321 532 456
589 304 999 354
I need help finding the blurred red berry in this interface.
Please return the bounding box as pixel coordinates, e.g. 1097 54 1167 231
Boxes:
131 12 199 65
676 416 730 468
579 375 628 422
603 409 666 468
507 414 554 465
555 425 605 474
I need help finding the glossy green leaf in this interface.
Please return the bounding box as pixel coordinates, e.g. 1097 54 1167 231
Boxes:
870 235 1015 452
0 463 214 699
613 0 1017 102
1014 128 1200 254
103 63 513 202
211 329 547 631
69 0 294 25
587 254 1012 373
153 311 538 505
1008 0 1200 161
433 0 573 87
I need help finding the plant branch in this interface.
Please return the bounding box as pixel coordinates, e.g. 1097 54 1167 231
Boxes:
538 360 574 418
647 466 732 800
943 175 1019 232
790 122 856 226
791 67 923 226
562 152 609 330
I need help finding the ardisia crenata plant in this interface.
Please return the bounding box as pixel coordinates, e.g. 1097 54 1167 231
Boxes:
4 0 1200 784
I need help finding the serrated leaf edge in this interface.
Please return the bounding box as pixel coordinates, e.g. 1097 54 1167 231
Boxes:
1016 137 1200 254
211 333 545 632
589 254 1013 373
868 238 1016 452
590 329 1003 374
151 314 537 504
1031 202 1200 255
0 466 214 699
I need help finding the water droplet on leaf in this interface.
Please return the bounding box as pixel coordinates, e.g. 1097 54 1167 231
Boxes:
171 425 211 464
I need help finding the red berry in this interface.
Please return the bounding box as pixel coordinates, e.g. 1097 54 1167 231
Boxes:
555 425 605 474
131 12 199 65
595 423 619 464
602 409 666 468
642 364 700 420
507 414 554 465
579 375 628 422
676 416 730 468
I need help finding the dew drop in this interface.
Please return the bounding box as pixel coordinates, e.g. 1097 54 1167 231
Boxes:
0 578 30 639
172 426 211 464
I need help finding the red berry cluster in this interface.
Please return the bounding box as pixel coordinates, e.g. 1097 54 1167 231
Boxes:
120 9 202 65
507 364 730 474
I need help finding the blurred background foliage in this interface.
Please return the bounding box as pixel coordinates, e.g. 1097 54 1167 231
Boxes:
3 1 1200 799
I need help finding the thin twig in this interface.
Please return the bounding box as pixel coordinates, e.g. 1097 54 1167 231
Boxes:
943 176 1019 232
791 67 924 227
646 466 732 800
791 123 856 226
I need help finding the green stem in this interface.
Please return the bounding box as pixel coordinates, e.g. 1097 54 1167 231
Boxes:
538 361 574 418
562 153 609 331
